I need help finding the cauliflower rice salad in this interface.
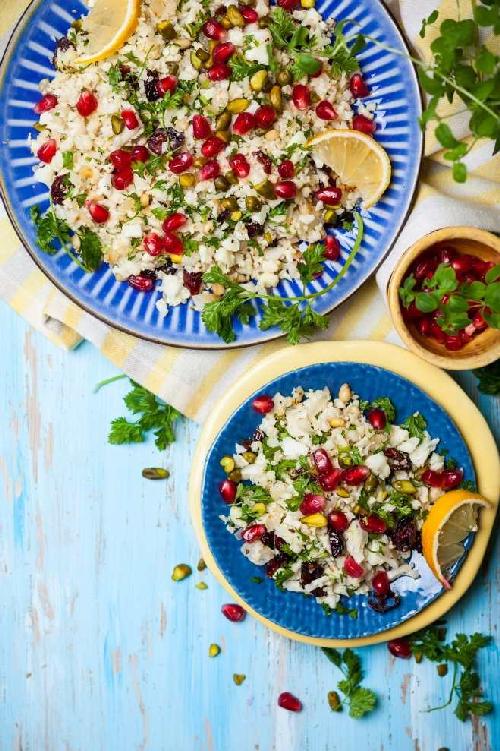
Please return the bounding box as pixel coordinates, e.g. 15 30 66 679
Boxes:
219 384 466 614
31 0 376 314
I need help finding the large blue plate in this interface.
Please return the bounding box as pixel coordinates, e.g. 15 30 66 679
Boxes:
201 363 475 639
0 0 422 348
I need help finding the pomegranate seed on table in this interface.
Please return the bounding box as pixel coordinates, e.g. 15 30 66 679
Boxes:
312 448 333 475
388 638 412 659
372 571 390 598
255 150 272 174
349 73 370 98
128 274 156 292
319 468 345 491
229 153 250 178
121 109 139 129
328 510 349 532
366 408 386 430
299 493 326 515
207 63 231 81
278 160 294 179
183 270 203 295
131 145 149 163
324 235 340 261
441 468 463 489
213 42 236 64
109 148 132 168
292 84 311 110
343 555 364 578
169 152 194 173
274 180 297 200
221 603 246 622
163 212 187 232
156 75 177 96
352 114 376 135
240 5 258 23
144 232 166 256
203 19 226 40
88 201 109 224
421 469 443 487
343 465 370 485
192 114 212 139
199 160 220 180
252 394 274 414
254 105 276 129
34 93 58 113
37 139 57 163
219 479 238 503
360 514 387 534
242 523 266 542
76 90 98 117
201 136 226 158
233 112 256 135
316 186 342 206
315 100 337 120
111 167 134 190
278 692 302 712
163 231 184 255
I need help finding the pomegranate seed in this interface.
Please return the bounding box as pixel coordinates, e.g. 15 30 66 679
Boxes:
163 212 187 232
255 150 272 174
111 167 134 190
299 493 326 515
312 448 333 475
315 100 337 120
278 692 302 712
121 109 139 129
221 603 246 622
366 408 386 430
240 5 258 23
324 235 340 261
437 245 456 264
169 152 194 174
388 638 411 659
422 469 443 487
201 136 226 158
229 153 250 178
275 180 297 200
430 321 446 344
451 254 474 275
157 76 177 96
472 313 488 332
316 186 342 206
233 112 256 135
131 145 149 163
242 523 266 542
163 231 184 255
183 270 203 295
254 105 276 130
278 160 294 179
343 555 364 578
252 395 274 414
403 301 424 321
277 0 299 9
311 63 323 78
109 149 132 168
319 469 345 491
199 159 220 180
144 232 166 256
441 468 463 489
192 114 212 139
360 515 387 534
328 510 349 532
213 42 236 64
128 274 155 292
76 90 98 117
353 114 376 135
349 73 370 98
37 139 57 163
292 84 311 110
207 63 231 81
372 571 390 598
219 479 238 503
203 18 226 39
34 93 58 114
414 257 438 281
343 466 370 485
416 316 432 336
445 334 464 351
88 201 109 224
473 258 493 279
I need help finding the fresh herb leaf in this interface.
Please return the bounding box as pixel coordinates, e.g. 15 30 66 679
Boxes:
229 54 262 81
78 227 103 272
473 361 500 395
62 151 74 170
31 206 72 255
324 20 364 76
108 417 145 445
402 412 427 441
268 7 296 50
321 647 377 719
298 243 326 284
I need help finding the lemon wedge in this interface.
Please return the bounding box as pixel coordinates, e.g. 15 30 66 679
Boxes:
307 129 391 208
73 0 141 66
421 489 489 590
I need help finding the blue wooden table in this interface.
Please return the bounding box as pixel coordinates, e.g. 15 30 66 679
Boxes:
0 299 498 751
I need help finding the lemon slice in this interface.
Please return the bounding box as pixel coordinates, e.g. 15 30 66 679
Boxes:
73 0 141 66
421 489 489 590
307 129 391 208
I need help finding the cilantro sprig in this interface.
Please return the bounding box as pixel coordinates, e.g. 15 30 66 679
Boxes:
322 647 377 719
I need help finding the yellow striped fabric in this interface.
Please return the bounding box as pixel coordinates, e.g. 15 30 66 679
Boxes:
0 0 498 422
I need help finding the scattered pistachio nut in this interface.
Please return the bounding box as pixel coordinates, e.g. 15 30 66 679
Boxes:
233 673 246 685
172 564 192 582
197 558 207 572
327 690 342 711
301 513 327 528
111 113 124 134
142 467 170 480
209 643 221 658
196 581 208 590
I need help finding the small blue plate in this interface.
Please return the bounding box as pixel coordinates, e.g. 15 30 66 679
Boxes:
201 362 475 639
0 0 422 348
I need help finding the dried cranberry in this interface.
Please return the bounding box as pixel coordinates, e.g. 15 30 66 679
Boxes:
316 186 342 206
278 692 302 712
192 114 212 139
144 70 161 101
316 100 337 120
245 222 263 238
278 160 295 179
50 174 69 205
166 127 185 152
366 408 386 430
349 73 370 98
343 466 370 485
52 36 74 66
233 112 256 135
299 493 325 515
147 128 169 155
292 84 311 110
384 448 411 472
390 519 419 552
328 529 344 557
261 531 276 549
219 479 237 503
242 523 266 542
300 561 324 586
182 270 203 295
76 91 98 117
255 150 272 174
353 114 376 135
221 603 246 622
387 638 411 659
213 42 236 64
128 273 156 292
34 93 58 114
324 235 340 261
343 555 364 578
252 395 274 414
37 139 57 163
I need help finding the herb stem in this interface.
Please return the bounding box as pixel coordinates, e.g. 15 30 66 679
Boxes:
94 373 127 393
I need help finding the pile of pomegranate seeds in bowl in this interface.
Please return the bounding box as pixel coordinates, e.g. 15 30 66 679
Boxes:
31 0 376 317
218 382 466 615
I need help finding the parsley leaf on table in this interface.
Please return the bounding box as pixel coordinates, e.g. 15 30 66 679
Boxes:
322 647 377 719
108 380 181 451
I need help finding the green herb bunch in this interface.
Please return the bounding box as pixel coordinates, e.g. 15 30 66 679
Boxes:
31 206 103 272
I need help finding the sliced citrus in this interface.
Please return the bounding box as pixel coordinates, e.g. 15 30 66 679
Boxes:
307 129 391 209
421 489 489 590
73 0 141 66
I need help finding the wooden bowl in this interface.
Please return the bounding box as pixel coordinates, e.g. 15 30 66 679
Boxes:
388 227 500 370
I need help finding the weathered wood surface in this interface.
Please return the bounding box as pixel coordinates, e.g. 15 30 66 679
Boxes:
0 302 498 751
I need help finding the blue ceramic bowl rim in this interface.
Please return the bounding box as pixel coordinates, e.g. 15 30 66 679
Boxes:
201 362 476 639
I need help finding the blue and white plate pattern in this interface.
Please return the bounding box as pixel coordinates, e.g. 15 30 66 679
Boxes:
0 0 422 348
201 363 475 639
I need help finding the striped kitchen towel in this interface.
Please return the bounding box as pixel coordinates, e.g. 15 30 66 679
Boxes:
0 0 498 422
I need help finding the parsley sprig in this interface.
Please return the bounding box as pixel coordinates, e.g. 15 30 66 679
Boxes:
31 206 103 272
322 647 377 718
473 360 500 395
